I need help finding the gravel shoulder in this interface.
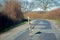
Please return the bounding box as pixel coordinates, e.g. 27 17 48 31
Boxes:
0 23 29 40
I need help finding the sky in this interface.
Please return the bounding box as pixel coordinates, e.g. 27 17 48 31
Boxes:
0 0 3 4
20 0 33 2
20 0 60 3
20 0 60 11
0 0 60 11
32 6 60 11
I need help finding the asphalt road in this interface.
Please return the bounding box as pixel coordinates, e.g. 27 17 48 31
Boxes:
4 19 60 40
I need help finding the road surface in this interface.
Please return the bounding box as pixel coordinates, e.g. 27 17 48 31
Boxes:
3 19 60 40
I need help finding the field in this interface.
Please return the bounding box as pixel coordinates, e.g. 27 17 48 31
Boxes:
24 8 60 20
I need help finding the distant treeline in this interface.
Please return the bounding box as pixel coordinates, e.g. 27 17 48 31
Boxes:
24 8 60 20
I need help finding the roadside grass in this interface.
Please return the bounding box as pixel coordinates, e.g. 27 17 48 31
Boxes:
53 20 60 24
56 20 60 24
57 20 60 23
55 20 60 28
0 19 28 34
50 19 60 28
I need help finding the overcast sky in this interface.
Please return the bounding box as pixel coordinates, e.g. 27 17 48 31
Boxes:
20 0 60 11
0 0 60 11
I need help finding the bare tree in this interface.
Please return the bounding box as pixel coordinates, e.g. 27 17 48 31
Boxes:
38 0 52 13
39 0 60 13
